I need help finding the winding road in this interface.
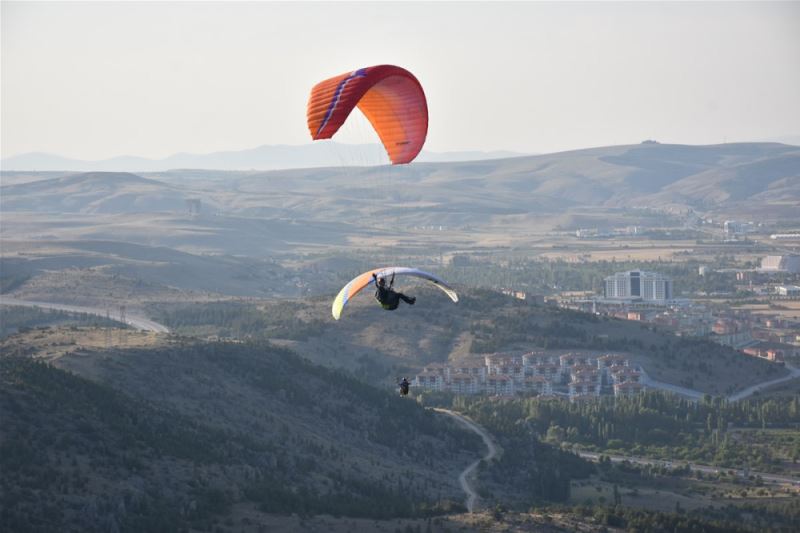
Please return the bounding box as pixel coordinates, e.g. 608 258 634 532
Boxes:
433 408 499 513
728 362 800 401
0 297 169 333
641 363 800 402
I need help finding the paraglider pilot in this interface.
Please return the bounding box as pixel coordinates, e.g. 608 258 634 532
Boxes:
373 272 416 310
399 377 410 396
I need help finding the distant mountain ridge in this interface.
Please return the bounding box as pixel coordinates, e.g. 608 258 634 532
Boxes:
2 143 798 222
0 143 529 172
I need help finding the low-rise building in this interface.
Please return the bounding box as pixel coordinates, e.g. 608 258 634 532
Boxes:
485 353 520 374
572 370 600 384
776 285 800 297
569 381 600 399
421 362 447 375
523 351 557 366
614 382 645 397
560 353 594 368
415 371 444 391
742 342 798 363
597 354 628 371
447 360 487 383
571 363 598 375
610 367 642 383
523 375 551 395
532 363 562 381
449 373 480 394
486 374 514 396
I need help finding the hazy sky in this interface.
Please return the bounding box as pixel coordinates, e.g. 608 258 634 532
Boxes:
2 1 799 159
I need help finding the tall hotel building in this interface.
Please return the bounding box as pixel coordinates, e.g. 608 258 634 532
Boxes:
604 270 673 302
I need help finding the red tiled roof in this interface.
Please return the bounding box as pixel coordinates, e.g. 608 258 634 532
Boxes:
525 376 548 383
450 360 486 369
614 382 644 391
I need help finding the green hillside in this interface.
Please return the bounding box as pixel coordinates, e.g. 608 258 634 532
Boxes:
0 341 480 531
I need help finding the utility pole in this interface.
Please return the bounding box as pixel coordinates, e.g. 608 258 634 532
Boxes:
119 305 127 345
105 308 112 348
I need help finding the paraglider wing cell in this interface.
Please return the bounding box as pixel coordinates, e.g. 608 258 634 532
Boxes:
307 65 428 165
331 267 458 320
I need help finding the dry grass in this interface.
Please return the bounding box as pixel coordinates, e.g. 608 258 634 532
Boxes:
0 326 168 362
728 300 800 321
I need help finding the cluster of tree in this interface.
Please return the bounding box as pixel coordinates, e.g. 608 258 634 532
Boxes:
148 300 326 340
0 271 31 294
464 299 658 355
452 392 800 472
434 257 742 296
0 306 123 338
283 249 746 298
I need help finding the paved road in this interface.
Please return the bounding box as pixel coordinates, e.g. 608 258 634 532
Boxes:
640 371 705 400
0 297 169 333
641 365 800 403
728 362 800 401
433 408 499 513
578 451 800 486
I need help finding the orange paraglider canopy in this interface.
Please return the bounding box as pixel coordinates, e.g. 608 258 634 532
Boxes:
307 65 428 165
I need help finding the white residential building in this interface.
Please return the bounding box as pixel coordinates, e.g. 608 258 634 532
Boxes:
486 375 514 396
569 381 600 400
415 372 444 391
447 360 487 383
571 369 600 384
523 376 551 395
522 351 557 367
485 353 519 374
597 354 628 371
610 367 642 384
614 382 645 397
532 363 562 382
449 373 480 395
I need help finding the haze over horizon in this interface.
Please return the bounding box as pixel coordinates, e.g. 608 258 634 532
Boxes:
2 1 799 161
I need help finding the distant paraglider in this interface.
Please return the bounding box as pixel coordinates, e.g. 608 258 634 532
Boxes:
398 377 410 397
331 267 458 320
307 65 428 164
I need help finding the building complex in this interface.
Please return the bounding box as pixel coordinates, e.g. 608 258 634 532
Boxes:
414 351 644 400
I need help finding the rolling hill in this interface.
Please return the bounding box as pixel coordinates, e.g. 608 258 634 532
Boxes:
0 172 195 214
3 143 798 220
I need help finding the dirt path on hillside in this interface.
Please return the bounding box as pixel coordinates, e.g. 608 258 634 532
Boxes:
433 408 499 513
